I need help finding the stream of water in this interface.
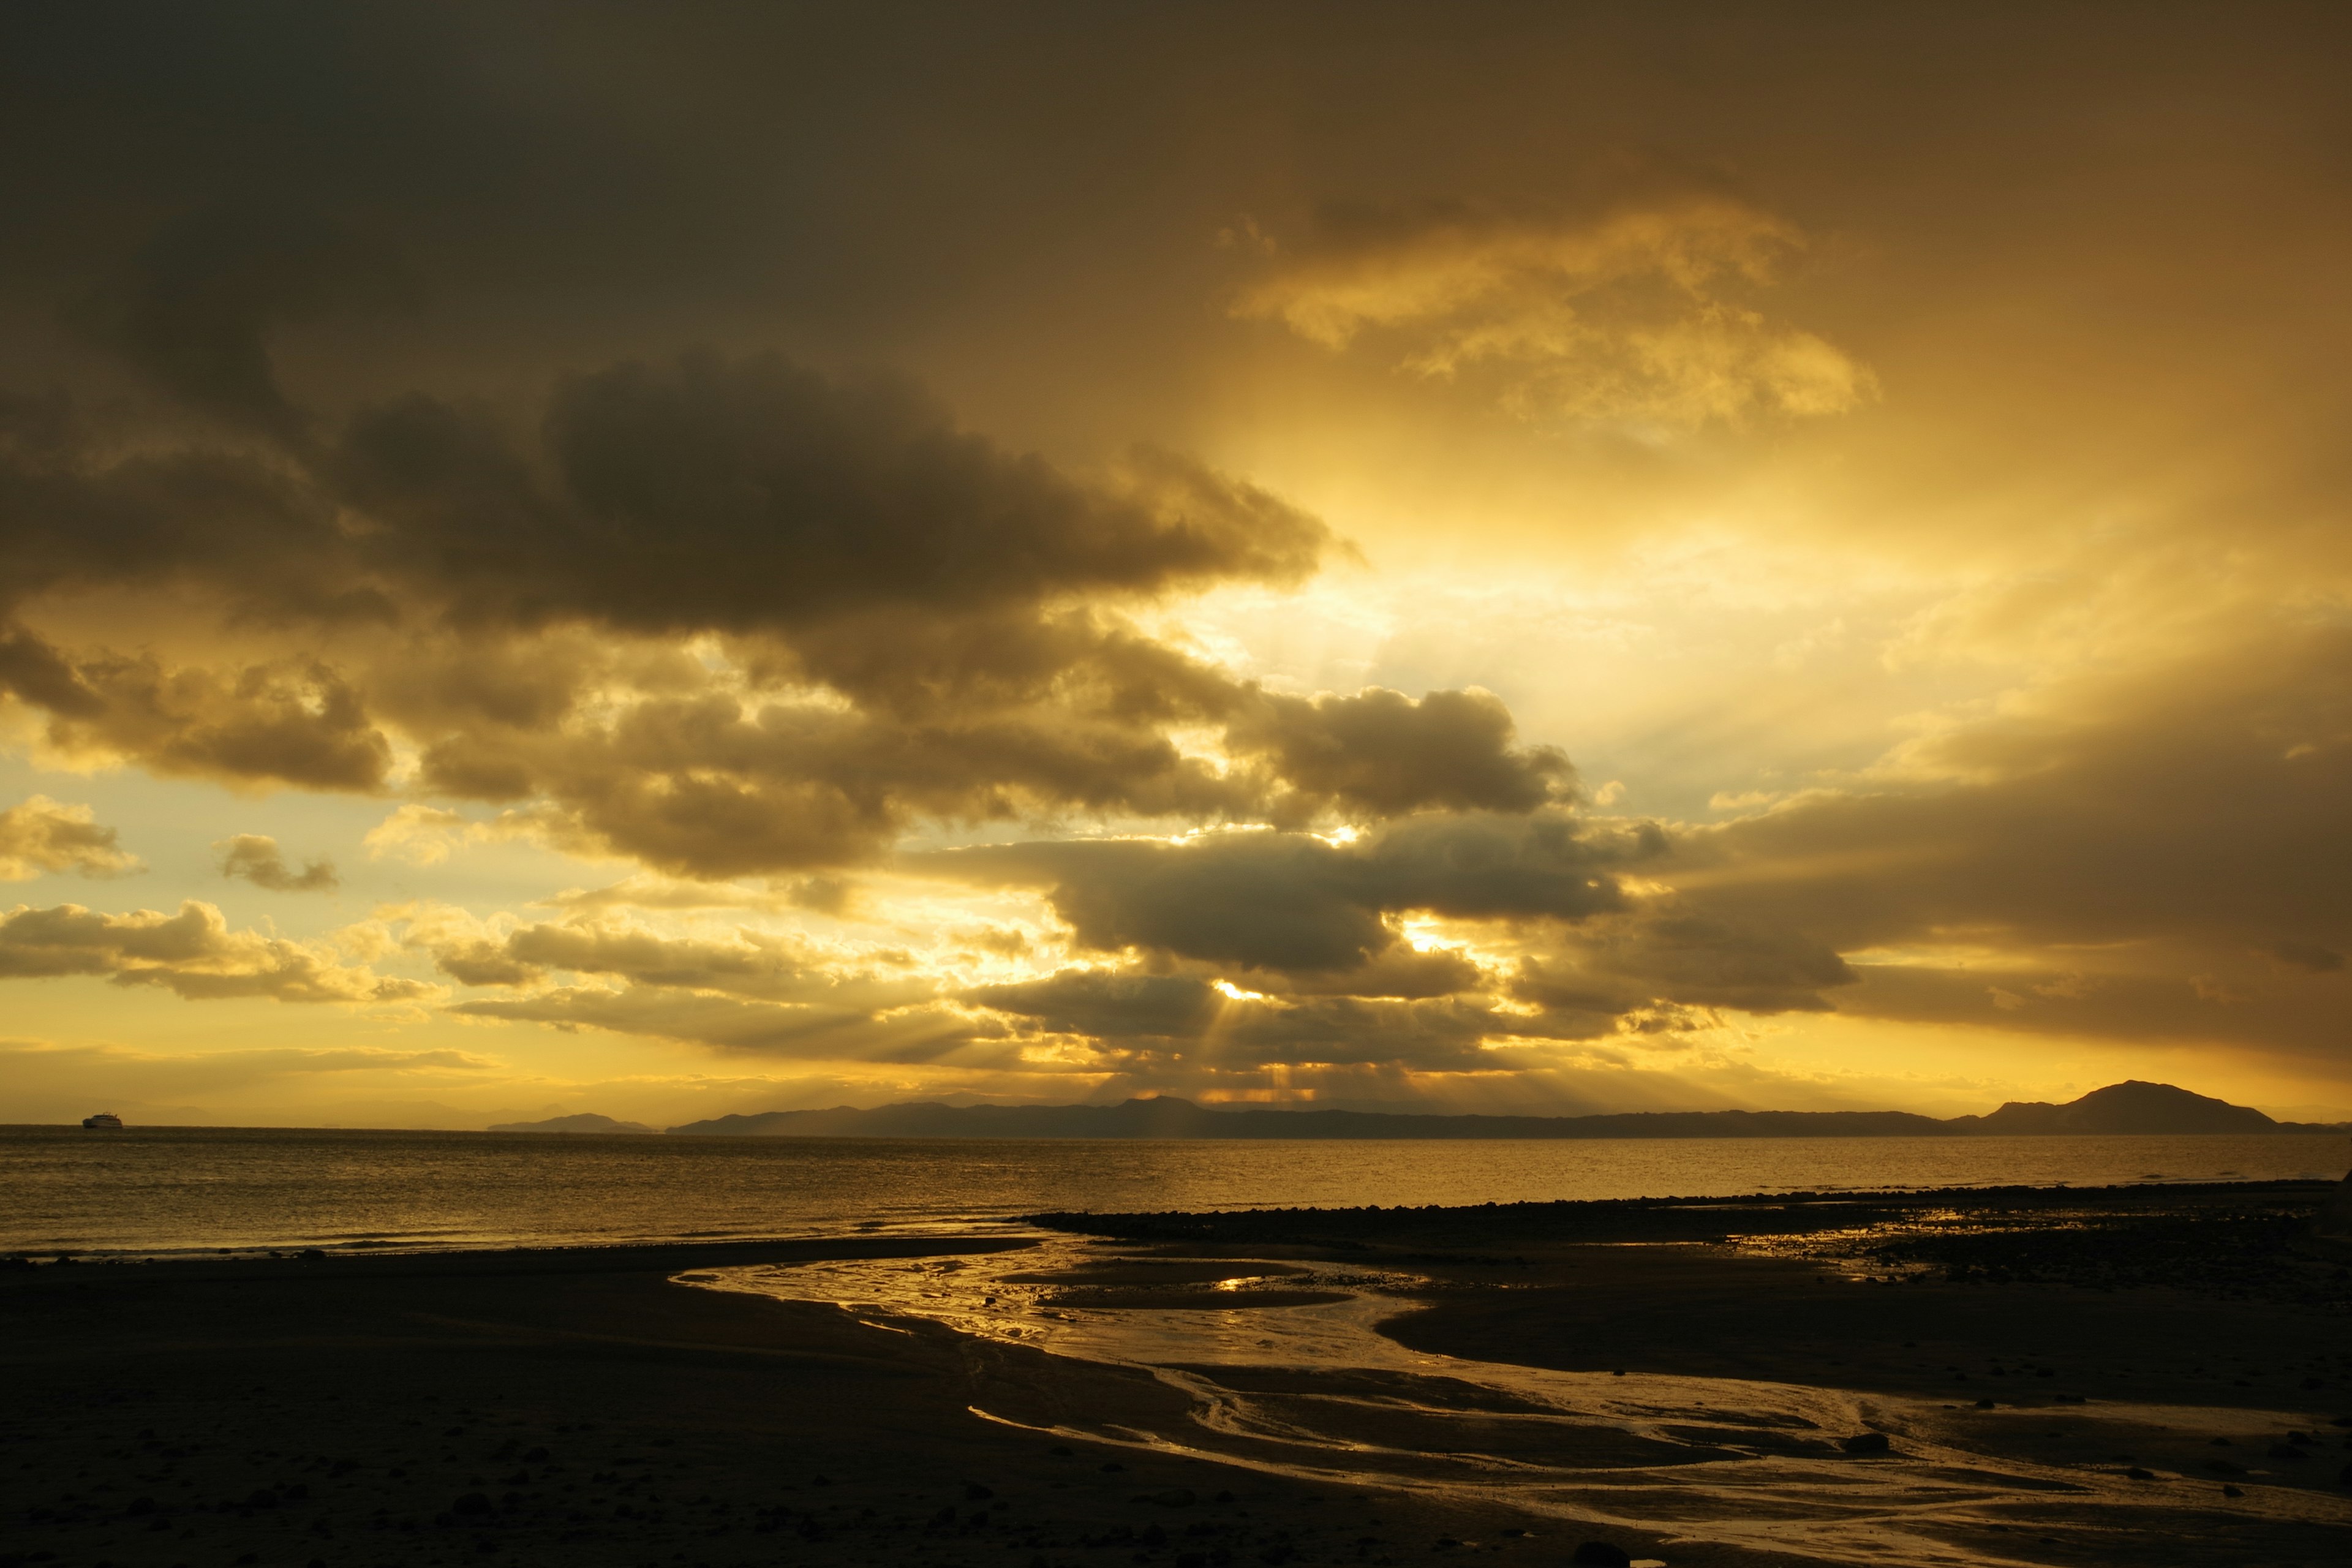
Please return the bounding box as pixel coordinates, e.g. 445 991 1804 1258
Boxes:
693 1234 2352 1568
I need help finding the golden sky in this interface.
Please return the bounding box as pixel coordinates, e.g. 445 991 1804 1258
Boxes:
4 3 2350 1128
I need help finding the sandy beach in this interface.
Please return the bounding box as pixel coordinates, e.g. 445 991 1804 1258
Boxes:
7 1182 2350 1568
1 1234 1733 1568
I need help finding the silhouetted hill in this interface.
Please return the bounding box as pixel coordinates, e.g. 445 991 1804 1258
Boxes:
487 1112 657 1134
1946 1080 2278 1136
668 1081 2349 1139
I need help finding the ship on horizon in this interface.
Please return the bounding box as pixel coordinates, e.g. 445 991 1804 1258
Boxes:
80 1112 123 1130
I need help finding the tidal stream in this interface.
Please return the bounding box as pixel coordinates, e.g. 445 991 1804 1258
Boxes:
687 1233 2351 1568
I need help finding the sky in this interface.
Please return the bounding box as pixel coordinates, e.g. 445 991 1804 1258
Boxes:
4 2 2351 1129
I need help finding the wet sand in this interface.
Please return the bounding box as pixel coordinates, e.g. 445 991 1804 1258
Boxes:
1016 1180 2352 1566
6 1181 2348 1568
1 1235 1762 1568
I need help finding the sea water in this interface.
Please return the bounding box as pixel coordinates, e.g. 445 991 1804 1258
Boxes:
2 1123 2343 1257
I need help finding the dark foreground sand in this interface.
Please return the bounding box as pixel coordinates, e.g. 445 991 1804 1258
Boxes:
6 1180 2349 1568
2 1235 1789 1568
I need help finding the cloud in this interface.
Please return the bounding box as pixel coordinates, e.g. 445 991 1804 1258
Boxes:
336 352 1330 635
448 984 997 1063
38 654 392 791
388 905 982 1060
216 833 337 892
0 796 142 881
1230 686 1570 821
968 965 1577 1073
1512 907 1857 1019
409 913 931 1008
927 812 1656 974
1646 620 2352 1056
1235 195 1874 426
0 899 432 1003
1 354 1510 875
968 968 1223 1040
65 198 407 437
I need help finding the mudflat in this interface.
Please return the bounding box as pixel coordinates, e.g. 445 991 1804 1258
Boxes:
1028 1179 2352 1567
7 1180 2351 1568
1 1236 1766 1568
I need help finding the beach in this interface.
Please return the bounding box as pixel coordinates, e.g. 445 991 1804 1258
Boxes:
7 1180 2350 1568
1 1234 1707 1568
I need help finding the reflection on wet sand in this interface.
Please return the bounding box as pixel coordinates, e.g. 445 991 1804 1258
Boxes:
692 1228 2352 1568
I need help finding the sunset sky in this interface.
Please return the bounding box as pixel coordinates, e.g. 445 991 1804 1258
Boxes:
4 3 2351 1129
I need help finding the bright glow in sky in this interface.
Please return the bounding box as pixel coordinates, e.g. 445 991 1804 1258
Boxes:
3 5 2350 1128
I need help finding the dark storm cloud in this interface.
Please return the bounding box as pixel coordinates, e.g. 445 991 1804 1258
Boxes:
0 345 1562 867
0 352 1341 841
0 391 351 608
967 969 1223 1040
1232 687 1570 821
67 199 407 437
968 965 1542 1072
928 812 1654 974
337 352 1330 635
1511 908 1856 1018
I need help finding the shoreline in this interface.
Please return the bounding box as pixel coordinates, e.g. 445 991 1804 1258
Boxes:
9 1185 2350 1567
2 1232 1785 1568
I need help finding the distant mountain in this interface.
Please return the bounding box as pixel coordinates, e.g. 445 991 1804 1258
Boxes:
487 1112 657 1134
667 1081 2348 1139
1947 1080 2280 1136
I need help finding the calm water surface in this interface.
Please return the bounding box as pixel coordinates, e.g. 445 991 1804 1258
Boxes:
4 1124 2343 1256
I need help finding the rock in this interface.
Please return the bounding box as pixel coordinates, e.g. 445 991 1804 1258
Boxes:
2203 1460 2245 1476
1839 1433 1891 1455
2266 1444 2309 1462
1974 1398 1996 1409
1571 1543 1633 1567
2125 1467 2157 1480
2222 1484 2245 1498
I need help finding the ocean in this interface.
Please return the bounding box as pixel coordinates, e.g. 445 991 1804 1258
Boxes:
5 1123 2345 1257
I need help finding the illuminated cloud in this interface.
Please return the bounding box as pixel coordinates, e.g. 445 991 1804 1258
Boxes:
447 986 996 1063
1235 195 1874 426
1 7 2350 1120
0 900 433 1003
928 813 1655 974
216 834 337 892
0 796 141 881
